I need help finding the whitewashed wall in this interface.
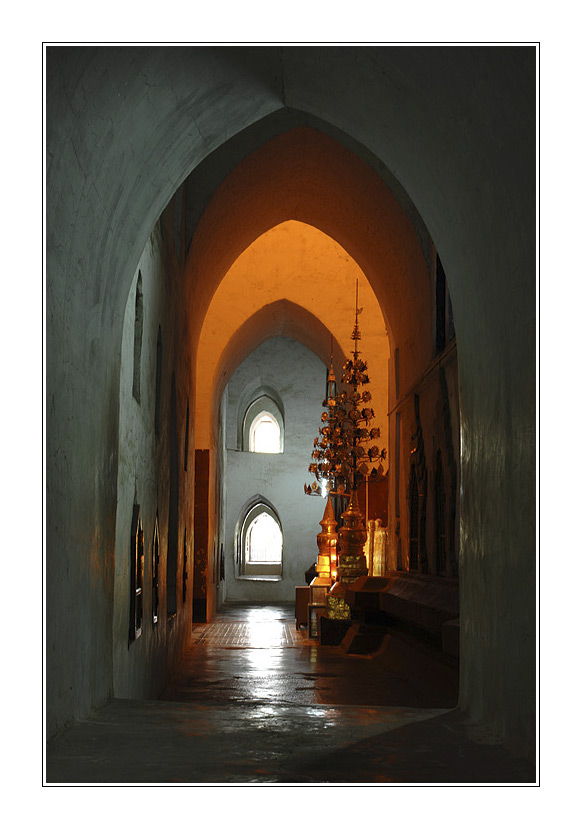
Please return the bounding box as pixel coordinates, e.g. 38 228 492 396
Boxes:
222 337 328 602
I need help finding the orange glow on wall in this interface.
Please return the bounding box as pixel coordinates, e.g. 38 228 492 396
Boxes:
183 125 431 620
195 221 389 449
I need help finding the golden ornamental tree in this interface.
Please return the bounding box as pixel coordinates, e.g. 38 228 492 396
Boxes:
306 295 386 499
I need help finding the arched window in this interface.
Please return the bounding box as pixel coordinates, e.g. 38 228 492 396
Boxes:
129 505 144 642
132 271 143 404
249 411 281 453
242 395 284 453
246 511 282 562
237 501 283 578
152 512 160 626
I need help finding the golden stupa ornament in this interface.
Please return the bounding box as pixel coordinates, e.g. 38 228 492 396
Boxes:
305 281 386 598
315 495 338 584
337 489 368 583
334 280 387 584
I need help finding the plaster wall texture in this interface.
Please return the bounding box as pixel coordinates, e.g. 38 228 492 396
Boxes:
222 337 327 602
112 221 194 701
46 46 535 757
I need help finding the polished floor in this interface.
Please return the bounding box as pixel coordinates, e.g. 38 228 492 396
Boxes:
45 603 536 784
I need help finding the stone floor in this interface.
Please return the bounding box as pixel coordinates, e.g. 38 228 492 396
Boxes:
45 603 536 785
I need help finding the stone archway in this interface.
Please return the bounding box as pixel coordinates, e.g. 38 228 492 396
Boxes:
46 46 535 756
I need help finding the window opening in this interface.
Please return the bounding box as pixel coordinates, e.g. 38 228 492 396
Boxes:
132 271 143 403
245 512 282 563
129 505 144 641
152 513 160 625
238 501 283 578
241 394 284 452
249 411 280 453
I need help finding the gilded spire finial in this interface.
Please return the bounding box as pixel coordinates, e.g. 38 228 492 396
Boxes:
351 279 363 354
328 333 336 383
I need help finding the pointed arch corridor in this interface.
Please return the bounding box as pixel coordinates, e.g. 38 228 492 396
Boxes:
46 46 537 785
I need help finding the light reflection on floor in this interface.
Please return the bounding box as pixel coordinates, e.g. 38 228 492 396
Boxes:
171 602 460 711
46 605 534 783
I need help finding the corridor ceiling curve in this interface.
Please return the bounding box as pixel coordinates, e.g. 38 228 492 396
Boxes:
195 221 388 449
207 299 348 433
185 126 432 393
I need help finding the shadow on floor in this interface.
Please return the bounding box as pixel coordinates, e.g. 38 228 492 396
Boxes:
45 699 535 784
45 604 534 784
278 709 537 784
